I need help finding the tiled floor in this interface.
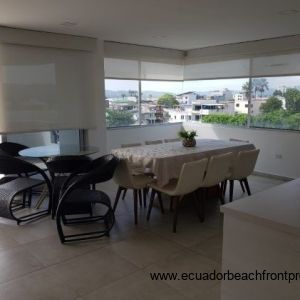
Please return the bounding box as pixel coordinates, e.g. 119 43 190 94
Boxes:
0 175 285 300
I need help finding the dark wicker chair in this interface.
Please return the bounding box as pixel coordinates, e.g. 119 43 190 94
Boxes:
46 155 92 219
0 155 52 224
56 154 119 243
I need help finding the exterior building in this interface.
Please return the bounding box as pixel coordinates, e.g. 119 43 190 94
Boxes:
176 92 198 105
233 93 245 101
234 98 267 115
208 89 233 102
141 104 168 124
165 106 193 123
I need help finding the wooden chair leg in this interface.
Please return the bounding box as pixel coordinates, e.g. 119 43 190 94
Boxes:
122 189 127 200
222 180 228 196
239 180 245 193
172 196 180 233
133 189 138 225
138 189 143 207
243 178 251 196
192 191 202 221
143 188 147 207
229 180 234 202
146 189 156 221
218 184 225 205
113 186 122 211
157 191 164 214
169 196 174 211
199 188 206 222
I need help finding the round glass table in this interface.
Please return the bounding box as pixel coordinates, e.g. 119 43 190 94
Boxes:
19 144 99 158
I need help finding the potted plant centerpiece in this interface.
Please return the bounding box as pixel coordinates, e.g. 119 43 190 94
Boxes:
178 129 197 147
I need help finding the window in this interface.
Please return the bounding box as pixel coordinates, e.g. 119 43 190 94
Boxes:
250 76 300 130
183 78 249 127
141 81 183 125
105 79 139 127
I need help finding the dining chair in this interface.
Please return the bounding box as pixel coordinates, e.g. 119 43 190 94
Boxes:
164 138 180 143
113 159 153 224
224 149 260 202
147 158 208 233
197 152 234 221
145 140 163 145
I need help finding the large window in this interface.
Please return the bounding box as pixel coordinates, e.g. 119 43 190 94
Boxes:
250 76 300 130
105 79 139 127
182 78 250 126
105 79 183 127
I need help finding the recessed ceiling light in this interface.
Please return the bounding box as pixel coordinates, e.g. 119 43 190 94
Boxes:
278 9 300 15
60 21 78 27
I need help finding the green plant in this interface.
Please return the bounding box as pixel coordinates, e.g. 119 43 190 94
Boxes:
178 129 197 140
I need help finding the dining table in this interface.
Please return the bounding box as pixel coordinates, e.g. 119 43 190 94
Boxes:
112 138 255 187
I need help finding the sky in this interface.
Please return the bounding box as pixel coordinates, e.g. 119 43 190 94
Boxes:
105 76 300 94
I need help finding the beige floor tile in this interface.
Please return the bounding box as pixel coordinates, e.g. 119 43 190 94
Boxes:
0 247 44 283
190 234 223 263
109 230 184 268
48 246 139 296
81 270 189 300
0 268 78 300
24 235 109 266
146 249 220 300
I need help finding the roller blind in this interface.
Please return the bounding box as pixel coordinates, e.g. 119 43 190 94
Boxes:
104 41 184 80
251 52 300 77
183 58 250 80
0 43 96 133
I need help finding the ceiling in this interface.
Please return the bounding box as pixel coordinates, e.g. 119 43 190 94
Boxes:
1 0 300 50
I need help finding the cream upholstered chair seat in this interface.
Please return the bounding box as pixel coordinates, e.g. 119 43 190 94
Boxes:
224 149 260 202
113 159 153 224
147 158 208 232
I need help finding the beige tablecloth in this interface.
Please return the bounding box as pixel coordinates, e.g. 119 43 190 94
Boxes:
112 139 255 187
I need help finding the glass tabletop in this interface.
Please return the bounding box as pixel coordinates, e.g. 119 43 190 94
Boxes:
19 144 99 158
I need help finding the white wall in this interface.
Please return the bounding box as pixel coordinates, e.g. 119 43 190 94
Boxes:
183 122 300 179
107 123 182 151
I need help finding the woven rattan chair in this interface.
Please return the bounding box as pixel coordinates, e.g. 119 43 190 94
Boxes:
0 155 52 224
56 154 119 243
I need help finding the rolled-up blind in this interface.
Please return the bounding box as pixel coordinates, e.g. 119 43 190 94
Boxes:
251 52 300 77
183 58 250 80
0 43 96 133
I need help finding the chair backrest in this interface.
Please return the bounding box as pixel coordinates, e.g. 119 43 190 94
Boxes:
229 138 249 143
173 158 208 195
231 149 260 179
113 159 135 188
0 155 52 197
121 143 142 148
145 140 163 145
202 152 234 187
0 142 28 157
164 138 180 143
62 154 119 190
46 155 91 174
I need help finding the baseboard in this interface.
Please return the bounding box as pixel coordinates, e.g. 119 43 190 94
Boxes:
252 171 293 182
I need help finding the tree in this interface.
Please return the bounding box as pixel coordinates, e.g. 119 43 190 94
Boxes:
242 82 252 100
157 93 179 108
252 78 269 98
273 89 283 97
106 109 135 127
284 88 300 113
259 96 282 113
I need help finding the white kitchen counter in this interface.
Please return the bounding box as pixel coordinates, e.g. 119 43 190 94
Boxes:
221 179 300 300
